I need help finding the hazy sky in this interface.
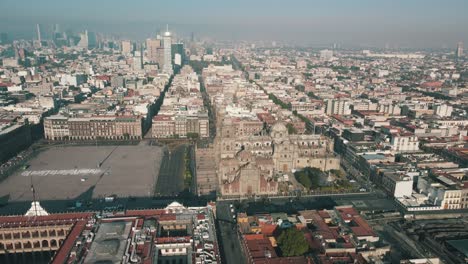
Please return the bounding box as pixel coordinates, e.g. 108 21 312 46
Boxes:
1 0 467 48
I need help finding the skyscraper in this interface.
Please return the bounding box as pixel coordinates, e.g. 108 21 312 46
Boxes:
36 24 42 46
172 42 185 72
133 50 143 71
53 24 62 43
320 49 333 61
77 30 89 49
171 43 185 62
456 42 464 58
146 38 161 62
122 40 133 55
87 31 97 49
162 25 173 74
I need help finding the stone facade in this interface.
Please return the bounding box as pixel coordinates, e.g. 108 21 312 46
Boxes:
217 122 340 196
44 115 143 140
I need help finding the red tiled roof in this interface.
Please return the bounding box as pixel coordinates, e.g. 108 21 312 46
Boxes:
421 81 442 88
261 224 277 236
51 220 88 264
95 75 111 81
125 209 165 217
158 214 177 221
197 214 206 220
0 212 93 226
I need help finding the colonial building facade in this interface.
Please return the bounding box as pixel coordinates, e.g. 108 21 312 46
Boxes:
216 122 340 196
44 115 143 140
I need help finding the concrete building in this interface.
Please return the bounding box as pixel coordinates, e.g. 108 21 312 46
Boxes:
389 133 419 152
132 51 143 71
434 104 453 117
44 115 143 140
162 27 173 74
379 103 401 115
456 41 464 58
36 24 42 46
76 30 89 50
320 49 333 61
380 172 413 198
121 40 132 55
325 99 352 115
146 38 161 63
152 113 209 138
110 75 125 88
0 124 32 164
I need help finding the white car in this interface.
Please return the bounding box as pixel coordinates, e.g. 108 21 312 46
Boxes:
204 243 214 249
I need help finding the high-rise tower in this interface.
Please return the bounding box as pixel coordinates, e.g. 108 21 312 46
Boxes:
77 30 89 49
36 24 42 46
146 38 161 62
162 25 173 75
456 42 464 58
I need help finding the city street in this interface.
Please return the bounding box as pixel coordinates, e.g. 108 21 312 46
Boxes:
216 201 245 264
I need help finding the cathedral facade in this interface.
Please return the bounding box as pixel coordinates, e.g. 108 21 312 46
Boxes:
216 122 340 196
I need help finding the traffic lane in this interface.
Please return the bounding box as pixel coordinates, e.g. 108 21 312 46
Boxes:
216 202 245 264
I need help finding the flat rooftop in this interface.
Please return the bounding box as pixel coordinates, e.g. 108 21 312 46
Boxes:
0 145 163 201
84 221 133 263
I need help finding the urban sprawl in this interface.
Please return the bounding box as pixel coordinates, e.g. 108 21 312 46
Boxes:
0 26 467 264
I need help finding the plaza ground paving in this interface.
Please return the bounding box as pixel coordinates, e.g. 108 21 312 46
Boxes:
0 145 164 201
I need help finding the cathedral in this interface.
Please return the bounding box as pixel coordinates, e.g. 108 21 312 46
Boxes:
216 122 340 196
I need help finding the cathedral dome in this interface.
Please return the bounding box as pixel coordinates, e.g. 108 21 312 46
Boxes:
271 122 287 134
271 122 288 142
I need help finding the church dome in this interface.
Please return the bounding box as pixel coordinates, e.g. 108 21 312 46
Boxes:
271 122 287 134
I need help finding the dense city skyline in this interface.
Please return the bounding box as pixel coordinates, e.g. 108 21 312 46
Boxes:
1 1 468 264
1 0 468 47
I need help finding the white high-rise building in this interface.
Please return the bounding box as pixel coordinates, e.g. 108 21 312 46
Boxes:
174 53 182 66
456 42 464 58
163 25 173 74
77 30 89 50
325 99 351 115
320 49 333 61
133 51 143 71
121 40 132 55
36 24 42 47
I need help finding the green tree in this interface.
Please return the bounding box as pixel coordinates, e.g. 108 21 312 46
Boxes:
277 228 309 257
295 84 305 92
294 167 322 190
329 169 344 178
296 173 312 189
286 123 297 135
187 132 199 139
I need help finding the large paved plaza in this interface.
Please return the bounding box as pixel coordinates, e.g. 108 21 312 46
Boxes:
0 145 164 201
